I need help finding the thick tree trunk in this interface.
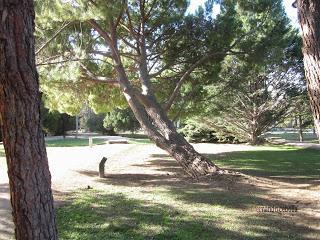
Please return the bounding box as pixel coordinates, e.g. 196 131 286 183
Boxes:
131 96 220 178
0 1 58 239
297 0 320 143
142 96 220 177
249 133 259 145
115 65 221 179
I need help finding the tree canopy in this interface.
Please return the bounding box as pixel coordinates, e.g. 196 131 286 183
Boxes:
33 0 309 176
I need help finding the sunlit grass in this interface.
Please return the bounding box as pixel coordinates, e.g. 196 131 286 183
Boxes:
119 133 152 144
128 138 152 144
45 138 106 147
264 132 318 142
56 145 319 239
57 188 310 240
211 145 320 179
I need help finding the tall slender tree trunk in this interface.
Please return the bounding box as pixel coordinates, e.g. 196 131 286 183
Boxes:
0 1 58 239
62 114 67 139
297 0 320 143
75 115 79 139
298 114 304 142
314 124 319 138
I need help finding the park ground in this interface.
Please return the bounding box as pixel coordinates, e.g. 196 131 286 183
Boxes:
0 137 319 240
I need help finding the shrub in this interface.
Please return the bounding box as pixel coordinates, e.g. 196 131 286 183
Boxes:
42 108 75 136
103 108 140 133
85 113 115 135
178 119 238 143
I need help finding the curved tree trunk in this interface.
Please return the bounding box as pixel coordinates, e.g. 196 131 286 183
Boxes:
115 64 221 179
0 1 58 239
89 19 222 179
128 95 220 178
297 0 320 143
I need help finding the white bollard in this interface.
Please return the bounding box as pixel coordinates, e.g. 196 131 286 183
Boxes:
89 137 93 148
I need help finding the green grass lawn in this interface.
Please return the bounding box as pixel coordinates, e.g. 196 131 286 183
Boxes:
46 135 152 146
120 133 152 144
0 145 5 169
46 138 107 147
211 145 320 180
0 144 4 157
127 138 152 144
264 132 318 142
57 188 314 240
56 145 319 240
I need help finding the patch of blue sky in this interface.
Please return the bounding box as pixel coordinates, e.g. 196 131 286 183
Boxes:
187 0 299 29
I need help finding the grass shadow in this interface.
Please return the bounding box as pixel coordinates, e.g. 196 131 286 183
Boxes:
57 191 318 240
0 144 5 158
0 183 14 240
68 146 320 239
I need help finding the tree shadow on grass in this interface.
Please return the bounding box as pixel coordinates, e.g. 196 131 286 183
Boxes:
0 184 14 240
0 150 5 158
0 183 9 194
0 208 14 240
57 191 318 240
76 169 319 238
77 148 319 209
74 147 320 239
204 148 320 184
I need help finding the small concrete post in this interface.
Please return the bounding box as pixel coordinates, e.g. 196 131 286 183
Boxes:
99 157 107 178
89 137 93 148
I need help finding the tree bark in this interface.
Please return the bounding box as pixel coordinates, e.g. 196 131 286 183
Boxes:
0 1 58 239
131 94 221 178
249 133 259 145
297 0 320 143
298 114 304 142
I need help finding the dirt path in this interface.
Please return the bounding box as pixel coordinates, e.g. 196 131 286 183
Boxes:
0 143 136 240
0 143 319 239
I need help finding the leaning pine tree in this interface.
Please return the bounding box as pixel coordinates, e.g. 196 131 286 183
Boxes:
36 0 276 178
0 0 58 239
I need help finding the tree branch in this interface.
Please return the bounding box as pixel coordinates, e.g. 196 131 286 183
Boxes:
88 19 112 44
36 21 72 56
36 58 110 66
164 50 225 111
79 62 119 86
164 14 270 112
89 50 112 57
